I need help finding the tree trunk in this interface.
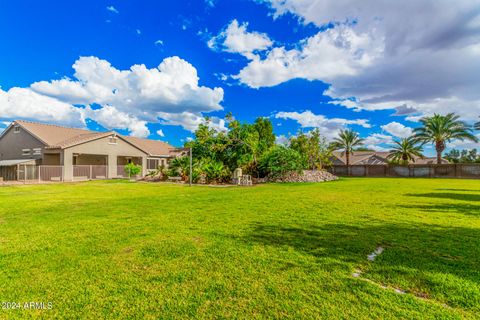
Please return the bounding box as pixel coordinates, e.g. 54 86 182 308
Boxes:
346 151 350 176
435 140 445 164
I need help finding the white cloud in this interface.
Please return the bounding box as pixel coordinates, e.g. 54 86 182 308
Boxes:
32 56 223 116
363 133 395 151
275 110 370 139
205 0 216 8
156 129 165 137
84 105 149 137
1 56 224 136
236 25 383 88
157 112 227 132
449 133 480 149
0 87 84 127
136 29 141 35
275 135 289 145
154 40 164 46
380 122 413 139
238 0 480 121
106 6 119 14
208 20 273 59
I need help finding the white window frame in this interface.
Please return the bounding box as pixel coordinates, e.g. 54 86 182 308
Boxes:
22 148 31 156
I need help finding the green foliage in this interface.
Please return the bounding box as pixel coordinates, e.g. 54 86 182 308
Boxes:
169 156 190 181
445 149 480 163
331 129 365 166
124 163 142 178
387 137 424 165
147 164 169 180
202 160 229 184
259 146 305 178
185 115 276 178
413 113 478 164
290 129 332 169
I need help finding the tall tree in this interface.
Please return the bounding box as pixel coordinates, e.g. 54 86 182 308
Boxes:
387 137 424 164
290 129 332 169
331 129 364 167
413 113 478 164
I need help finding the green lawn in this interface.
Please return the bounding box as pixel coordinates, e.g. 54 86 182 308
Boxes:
1 178 479 319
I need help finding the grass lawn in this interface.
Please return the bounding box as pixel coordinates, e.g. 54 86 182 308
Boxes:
1 178 480 319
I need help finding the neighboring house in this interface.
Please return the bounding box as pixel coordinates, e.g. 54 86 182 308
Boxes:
331 151 449 165
0 120 175 181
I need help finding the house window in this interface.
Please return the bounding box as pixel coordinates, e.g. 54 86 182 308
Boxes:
33 148 42 155
22 149 31 156
108 137 118 144
14 126 21 133
147 159 159 170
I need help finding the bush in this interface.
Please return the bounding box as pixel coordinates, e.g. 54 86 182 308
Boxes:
124 163 142 178
259 146 305 179
202 160 230 184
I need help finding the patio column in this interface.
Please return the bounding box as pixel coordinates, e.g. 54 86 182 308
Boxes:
62 150 74 181
141 156 147 177
108 155 116 179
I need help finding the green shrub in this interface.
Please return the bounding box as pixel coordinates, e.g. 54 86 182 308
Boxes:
124 163 142 178
259 146 305 179
201 160 230 184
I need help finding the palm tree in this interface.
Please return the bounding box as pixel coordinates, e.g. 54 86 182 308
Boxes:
169 156 190 181
387 137 424 165
413 113 478 164
331 129 365 168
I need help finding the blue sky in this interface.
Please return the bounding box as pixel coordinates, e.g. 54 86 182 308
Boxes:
1 0 479 154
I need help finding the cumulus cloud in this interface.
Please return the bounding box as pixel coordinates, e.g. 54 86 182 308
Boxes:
239 0 480 120
156 129 165 137
380 122 413 139
157 111 227 133
0 87 84 127
84 105 150 138
208 19 273 59
236 25 383 88
1 56 224 136
363 133 395 151
275 110 370 139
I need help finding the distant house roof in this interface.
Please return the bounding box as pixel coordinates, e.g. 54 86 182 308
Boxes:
9 120 174 157
332 151 390 165
331 151 449 165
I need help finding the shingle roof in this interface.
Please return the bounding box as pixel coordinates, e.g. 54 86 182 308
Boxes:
122 136 173 157
12 120 174 156
15 120 95 147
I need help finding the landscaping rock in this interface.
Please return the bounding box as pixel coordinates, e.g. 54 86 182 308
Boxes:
270 170 338 183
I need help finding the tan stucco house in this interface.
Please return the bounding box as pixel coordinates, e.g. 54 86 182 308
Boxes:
0 120 175 181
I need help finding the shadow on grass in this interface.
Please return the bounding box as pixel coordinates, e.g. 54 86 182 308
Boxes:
406 192 480 202
398 203 480 216
238 223 480 286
